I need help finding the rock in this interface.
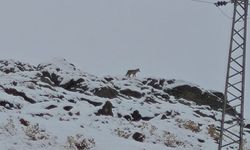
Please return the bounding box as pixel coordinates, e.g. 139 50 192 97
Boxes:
161 94 170 100
144 97 159 104
166 79 175 84
40 76 54 86
68 112 73 116
0 59 36 74
80 98 102 106
198 138 205 143
165 85 236 115
245 124 250 129
117 113 122 118
104 77 114 82
161 114 167 120
132 132 145 142
131 110 142 121
0 101 15 109
96 101 113 116
93 87 118 99
41 71 61 86
166 111 172 116
61 78 85 91
3 88 36 104
68 99 76 103
63 106 73 111
75 112 80 116
19 118 30 126
194 110 217 121
120 89 142 99
124 115 132 121
32 113 53 117
146 78 164 90
211 91 224 100
12 81 17 86
141 116 153 121
45 105 58 110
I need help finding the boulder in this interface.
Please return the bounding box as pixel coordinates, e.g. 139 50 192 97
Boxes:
96 101 113 116
93 87 118 99
61 78 85 91
131 110 142 121
63 106 73 111
19 118 30 126
132 132 145 142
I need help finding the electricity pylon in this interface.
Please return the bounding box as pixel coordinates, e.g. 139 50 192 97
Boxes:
218 0 248 149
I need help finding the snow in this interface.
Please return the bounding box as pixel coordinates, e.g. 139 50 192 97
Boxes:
0 59 249 150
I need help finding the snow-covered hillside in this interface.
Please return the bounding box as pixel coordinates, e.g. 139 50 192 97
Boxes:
0 58 249 150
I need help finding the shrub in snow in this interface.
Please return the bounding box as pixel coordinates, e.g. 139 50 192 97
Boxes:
65 134 95 150
114 128 131 139
24 123 49 141
1 118 16 136
163 131 184 148
175 118 201 133
207 124 220 142
183 120 201 133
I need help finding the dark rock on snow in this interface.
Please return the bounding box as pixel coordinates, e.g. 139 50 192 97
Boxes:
132 132 145 142
96 101 113 116
120 89 142 99
93 87 118 99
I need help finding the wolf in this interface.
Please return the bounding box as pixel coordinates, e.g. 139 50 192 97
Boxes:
126 68 140 77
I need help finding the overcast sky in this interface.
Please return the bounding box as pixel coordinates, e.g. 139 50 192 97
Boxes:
0 0 249 119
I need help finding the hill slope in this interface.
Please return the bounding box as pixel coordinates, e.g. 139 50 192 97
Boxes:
0 58 249 150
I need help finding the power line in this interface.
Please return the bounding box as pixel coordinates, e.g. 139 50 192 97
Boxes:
217 6 232 19
191 0 233 20
191 0 214 4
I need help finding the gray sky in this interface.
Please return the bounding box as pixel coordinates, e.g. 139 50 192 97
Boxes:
0 0 249 119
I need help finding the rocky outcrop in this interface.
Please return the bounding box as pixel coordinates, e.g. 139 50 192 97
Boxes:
0 59 36 74
96 101 113 116
93 87 118 99
3 88 36 104
61 78 85 91
165 85 237 115
142 78 165 90
120 89 142 99
0 101 17 109
165 85 220 108
41 71 62 86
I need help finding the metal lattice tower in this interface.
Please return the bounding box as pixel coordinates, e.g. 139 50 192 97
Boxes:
218 0 248 149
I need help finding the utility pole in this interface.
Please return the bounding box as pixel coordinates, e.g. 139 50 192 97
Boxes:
218 0 248 149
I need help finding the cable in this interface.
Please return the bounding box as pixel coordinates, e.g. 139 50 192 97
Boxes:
191 0 214 4
217 6 232 20
191 0 233 20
